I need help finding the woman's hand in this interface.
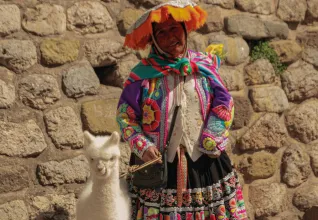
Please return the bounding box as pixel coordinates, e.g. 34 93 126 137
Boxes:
142 146 162 163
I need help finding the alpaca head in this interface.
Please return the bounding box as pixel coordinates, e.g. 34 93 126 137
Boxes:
83 131 121 180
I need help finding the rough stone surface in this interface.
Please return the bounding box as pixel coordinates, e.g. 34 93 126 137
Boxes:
235 0 275 15
293 182 318 211
19 74 61 110
0 67 15 108
297 31 318 67
307 0 318 18
0 166 29 194
37 156 89 186
40 39 80 66
249 183 287 218
277 0 307 22
231 95 253 129
81 99 120 135
239 113 287 151
269 40 302 63
84 37 128 67
263 212 301 220
67 1 114 34
310 144 318 176
119 142 131 174
118 8 144 35
281 62 318 101
44 106 83 149
0 40 37 72
62 60 100 98
225 14 289 39
200 6 224 33
0 200 29 220
282 144 311 187
0 5 20 36
239 151 277 179
188 32 207 52
219 65 245 91
244 59 275 85
0 120 47 157
204 0 235 9
225 37 249 66
130 0 166 8
22 4 66 36
285 100 318 144
249 86 289 113
29 193 76 219
100 53 139 88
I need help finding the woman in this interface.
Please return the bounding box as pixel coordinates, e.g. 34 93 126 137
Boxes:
116 1 247 219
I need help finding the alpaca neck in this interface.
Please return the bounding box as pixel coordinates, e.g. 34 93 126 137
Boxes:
91 172 120 198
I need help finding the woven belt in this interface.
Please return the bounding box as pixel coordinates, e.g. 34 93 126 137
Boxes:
177 145 187 207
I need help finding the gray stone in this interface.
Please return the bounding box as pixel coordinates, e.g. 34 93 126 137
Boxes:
244 59 275 85
0 5 20 36
232 95 253 129
84 36 128 67
239 113 287 151
22 4 66 36
293 182 318 211
119 142 131 174
307 0 318 18
281 62 318 101
282 144 311 187
67 1 114 34
0 40 37 72
19 74 61 110
0 120 47 157
225 14 289 39
263 212 301 220
297 31 318 67
40 39 80 66
130 0 166 8
29 193 76 220
0 200 29 220
285 100 318 144
188 32 208 53
101 53 139 88
204 0 235 9
269 40 302 64
200 6 224 33
0 166 29 194
277 0 307 22
249 86 289 113
219 65 245 91
249 183 287 218
62 60 100 98
118 8 144 35
81 99 120 135
239 151 277 179
37 155 89 186
235 0 275 15
225 37 249 66
310 144 318 176
44 106 83 149
0 67 15 108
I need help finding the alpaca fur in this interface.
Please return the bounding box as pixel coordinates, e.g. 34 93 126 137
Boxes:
76 131 130 220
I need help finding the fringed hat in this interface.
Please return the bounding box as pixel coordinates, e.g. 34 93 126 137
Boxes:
124 0 207 50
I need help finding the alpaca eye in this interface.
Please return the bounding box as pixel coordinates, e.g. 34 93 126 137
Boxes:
90 158 94 162
110 157 115 161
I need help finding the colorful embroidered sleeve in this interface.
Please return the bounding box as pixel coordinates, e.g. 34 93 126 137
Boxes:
116 81 156 159
196 53 235 155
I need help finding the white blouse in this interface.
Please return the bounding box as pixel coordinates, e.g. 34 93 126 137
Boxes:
166 74 204 162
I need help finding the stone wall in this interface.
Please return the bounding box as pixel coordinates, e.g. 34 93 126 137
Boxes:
0 0 317 219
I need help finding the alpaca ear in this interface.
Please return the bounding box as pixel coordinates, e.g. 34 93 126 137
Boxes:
107 131 120 146
83 131 94 147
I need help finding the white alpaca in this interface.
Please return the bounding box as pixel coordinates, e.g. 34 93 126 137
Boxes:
76 131 131 220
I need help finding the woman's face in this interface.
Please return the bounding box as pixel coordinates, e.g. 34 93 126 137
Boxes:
153 17 186 57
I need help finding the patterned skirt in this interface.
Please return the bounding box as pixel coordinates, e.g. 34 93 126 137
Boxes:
129 152 247 220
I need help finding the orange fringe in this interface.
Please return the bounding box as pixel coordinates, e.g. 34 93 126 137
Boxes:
124 5 207 50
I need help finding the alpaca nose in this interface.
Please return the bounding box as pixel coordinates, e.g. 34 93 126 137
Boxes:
97 161 103 171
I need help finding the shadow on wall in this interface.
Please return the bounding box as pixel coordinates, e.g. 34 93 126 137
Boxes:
35 206 71 220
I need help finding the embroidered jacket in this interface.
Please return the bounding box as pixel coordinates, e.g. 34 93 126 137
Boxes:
116 51 234 159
